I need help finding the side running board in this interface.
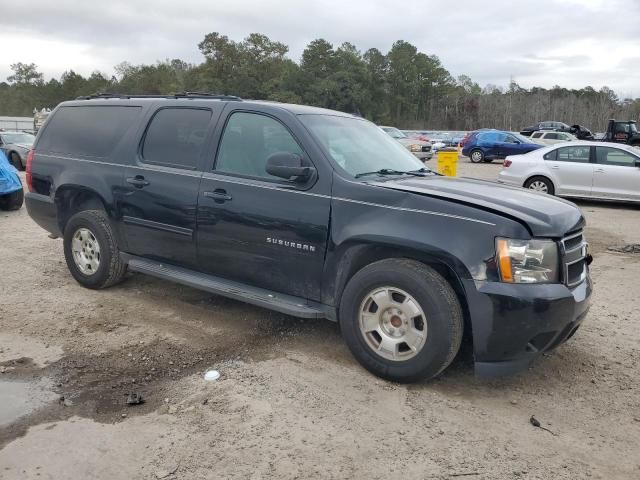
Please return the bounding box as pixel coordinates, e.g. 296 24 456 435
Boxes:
122 254 327 319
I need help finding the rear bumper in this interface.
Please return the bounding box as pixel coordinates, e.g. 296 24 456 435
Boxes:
465 275 592 377
25 192 61 237
497 169 523 187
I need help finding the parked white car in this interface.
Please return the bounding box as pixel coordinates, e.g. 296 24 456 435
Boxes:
530 131 577 146
498 141 640 202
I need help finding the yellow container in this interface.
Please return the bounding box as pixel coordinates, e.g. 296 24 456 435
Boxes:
436 148 458 177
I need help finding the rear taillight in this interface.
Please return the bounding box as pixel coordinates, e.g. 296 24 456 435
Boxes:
503 159 512 167
26 149 34 192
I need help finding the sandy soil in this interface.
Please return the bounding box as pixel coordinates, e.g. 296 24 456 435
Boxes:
1 163 639 479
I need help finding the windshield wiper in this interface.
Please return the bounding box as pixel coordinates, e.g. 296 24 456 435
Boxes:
355 168 430 179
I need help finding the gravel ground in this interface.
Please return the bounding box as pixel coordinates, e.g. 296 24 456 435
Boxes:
1 161 639 479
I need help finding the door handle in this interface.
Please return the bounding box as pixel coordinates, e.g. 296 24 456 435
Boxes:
204 189 233 202
594 169 605 173
126 176 150 188
551 165 560 169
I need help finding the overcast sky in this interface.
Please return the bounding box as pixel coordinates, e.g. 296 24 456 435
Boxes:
2 0 639 97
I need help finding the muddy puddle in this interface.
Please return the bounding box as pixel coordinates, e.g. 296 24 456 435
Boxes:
0 379 58 427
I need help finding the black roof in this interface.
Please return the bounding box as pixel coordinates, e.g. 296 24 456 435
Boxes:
70 92 356 117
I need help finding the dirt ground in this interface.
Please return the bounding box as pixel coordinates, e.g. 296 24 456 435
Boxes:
1 161 639 480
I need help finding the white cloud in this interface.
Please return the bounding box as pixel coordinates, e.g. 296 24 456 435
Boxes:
1 0 638 96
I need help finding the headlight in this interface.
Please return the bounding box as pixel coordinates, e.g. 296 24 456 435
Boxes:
409 144 421 152
496 238 559 283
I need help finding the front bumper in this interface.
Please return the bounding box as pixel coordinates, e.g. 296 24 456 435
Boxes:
464 275 592 377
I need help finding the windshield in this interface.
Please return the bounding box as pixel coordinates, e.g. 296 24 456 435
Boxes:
0 132 35 145
300 115 425 177
381 127 406 139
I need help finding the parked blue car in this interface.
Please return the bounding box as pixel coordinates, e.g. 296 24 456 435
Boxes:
461 129 542 163
0 149 24 210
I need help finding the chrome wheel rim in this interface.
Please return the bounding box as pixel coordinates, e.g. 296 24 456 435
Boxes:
471 151 482 162
71 228 101 275
529 181 549 193
359 286 427 361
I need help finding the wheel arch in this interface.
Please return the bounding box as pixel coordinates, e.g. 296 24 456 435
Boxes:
523 174 556 191
325 241 472 335
54 185 110 234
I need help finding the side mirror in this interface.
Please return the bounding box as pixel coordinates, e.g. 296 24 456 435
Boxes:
266 152 315 182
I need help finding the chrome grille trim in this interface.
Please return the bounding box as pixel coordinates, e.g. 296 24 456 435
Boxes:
561 230 588 287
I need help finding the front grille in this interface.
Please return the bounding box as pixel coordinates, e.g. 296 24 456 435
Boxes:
561 230 588 287
422 145 432 152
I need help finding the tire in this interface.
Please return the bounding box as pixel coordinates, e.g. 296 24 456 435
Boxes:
63 209 127 289
469 149 485 163
524 176 555 195
339 259 463 383
0 188 24 211
9 152 24 171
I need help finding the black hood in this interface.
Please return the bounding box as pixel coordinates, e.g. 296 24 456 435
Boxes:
375 175 585 237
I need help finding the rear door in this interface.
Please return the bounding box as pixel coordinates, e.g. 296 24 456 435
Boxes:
543 145 594 196
120 105 221 268
196 106 331 300
592 146 640 201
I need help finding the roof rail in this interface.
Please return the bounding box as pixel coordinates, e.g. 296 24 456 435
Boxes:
75 92 242 101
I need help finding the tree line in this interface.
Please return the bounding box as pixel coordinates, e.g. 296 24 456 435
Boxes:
2 32 639 133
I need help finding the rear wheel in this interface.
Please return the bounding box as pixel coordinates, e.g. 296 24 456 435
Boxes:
0 188 23 210
524 176 555 195
469 149 485 163
339 259 463 383
9 152 24 171
63 210 127 289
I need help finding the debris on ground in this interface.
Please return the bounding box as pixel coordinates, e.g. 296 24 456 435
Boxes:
607 244 640 254
204 370 220 382
126 393 145 406
529 415 557 436
59 396 73 407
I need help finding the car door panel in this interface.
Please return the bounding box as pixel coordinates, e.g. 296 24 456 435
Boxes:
545 146 594 196
592 147 640 201
121 105 221 268
196 107 331 301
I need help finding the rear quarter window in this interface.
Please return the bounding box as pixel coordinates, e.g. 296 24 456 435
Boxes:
37 106 142 159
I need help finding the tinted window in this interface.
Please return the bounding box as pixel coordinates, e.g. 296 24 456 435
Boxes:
546 133 559 140
543 150 557 161
595 147 639 167
554 146 591 163
531 132 543 139
215 112 304 180
38 106 141 158
142 108 212 169
479 132 504 142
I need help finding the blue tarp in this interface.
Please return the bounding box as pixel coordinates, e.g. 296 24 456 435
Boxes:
0 150 22 195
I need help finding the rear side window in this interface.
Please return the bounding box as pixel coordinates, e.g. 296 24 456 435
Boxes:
554 146 591 163
142 108 212 169
531 132 543 139
38 106 141 158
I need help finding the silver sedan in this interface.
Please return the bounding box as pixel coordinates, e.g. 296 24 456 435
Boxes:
498 141 640 202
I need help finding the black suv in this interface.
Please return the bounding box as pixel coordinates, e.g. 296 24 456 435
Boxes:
520 121 572 137
25 93 592 382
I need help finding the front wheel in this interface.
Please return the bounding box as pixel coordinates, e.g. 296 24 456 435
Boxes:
469 149 485 163
524 176 555 195
339 259 463 383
